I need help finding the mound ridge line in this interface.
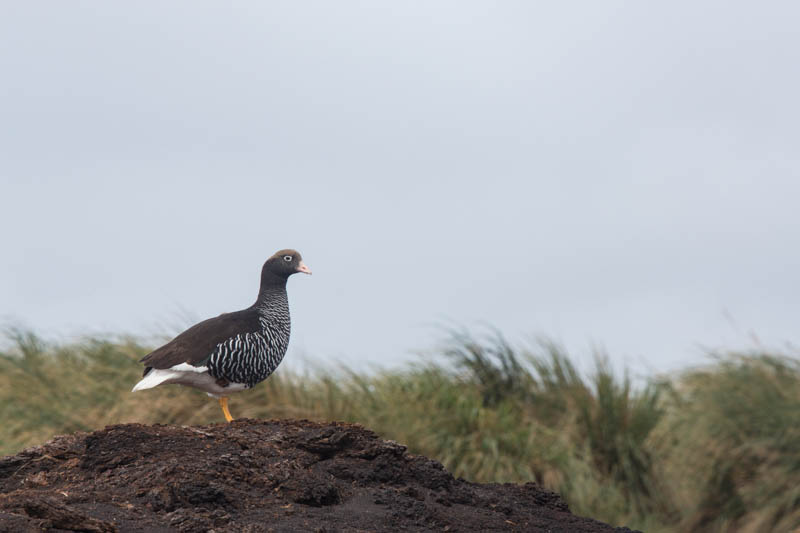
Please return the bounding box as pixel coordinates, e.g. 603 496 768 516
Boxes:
0 419 638 532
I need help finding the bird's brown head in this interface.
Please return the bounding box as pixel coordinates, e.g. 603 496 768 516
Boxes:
262 249 312 282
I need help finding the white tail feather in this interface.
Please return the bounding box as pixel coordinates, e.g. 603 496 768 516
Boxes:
131 368 181 392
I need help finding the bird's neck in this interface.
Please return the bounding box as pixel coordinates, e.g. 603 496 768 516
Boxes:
256 282 287 303
254 280 289 315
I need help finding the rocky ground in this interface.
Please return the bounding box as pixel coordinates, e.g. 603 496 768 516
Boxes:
0 419 637 532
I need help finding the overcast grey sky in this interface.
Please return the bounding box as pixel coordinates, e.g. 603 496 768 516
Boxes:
2 2 799 374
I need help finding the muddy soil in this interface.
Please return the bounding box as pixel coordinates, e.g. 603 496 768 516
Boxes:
0 419 637 532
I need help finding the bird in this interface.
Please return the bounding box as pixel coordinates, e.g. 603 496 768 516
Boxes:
131 249 311 422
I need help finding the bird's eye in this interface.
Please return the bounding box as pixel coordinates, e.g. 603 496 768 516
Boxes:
283 255 292 262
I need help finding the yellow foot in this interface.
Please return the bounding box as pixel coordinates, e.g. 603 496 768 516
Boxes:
219 397 234 423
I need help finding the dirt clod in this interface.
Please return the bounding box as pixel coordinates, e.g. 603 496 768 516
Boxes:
0 419 638 532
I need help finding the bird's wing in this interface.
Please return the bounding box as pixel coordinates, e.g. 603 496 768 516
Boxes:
140 309 261 370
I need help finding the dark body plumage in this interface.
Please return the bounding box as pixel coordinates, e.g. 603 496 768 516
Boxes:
132 250 310 407
140 286 290 388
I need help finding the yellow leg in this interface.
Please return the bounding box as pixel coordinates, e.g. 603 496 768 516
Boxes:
219 397 234 422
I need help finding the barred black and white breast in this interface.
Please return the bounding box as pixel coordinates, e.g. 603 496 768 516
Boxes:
132 249 311 421
206 294 292 388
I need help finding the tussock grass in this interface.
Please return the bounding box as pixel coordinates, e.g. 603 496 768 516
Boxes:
1 329 798 532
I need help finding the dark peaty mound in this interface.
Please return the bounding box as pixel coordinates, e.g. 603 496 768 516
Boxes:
0 419 639 532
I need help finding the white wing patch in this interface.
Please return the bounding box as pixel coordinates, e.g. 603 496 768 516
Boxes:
131 363 247 397
169 363 209 373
